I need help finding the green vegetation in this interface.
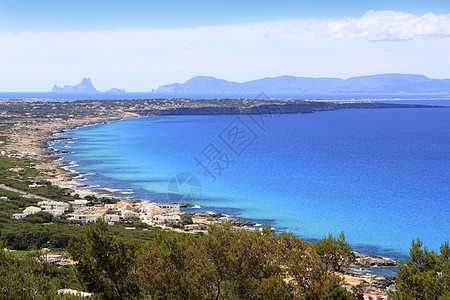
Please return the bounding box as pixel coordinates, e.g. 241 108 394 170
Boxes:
69 222 140 300
0 189 39 221
85 195 119 206
0 156 42 180
0 214 161 251
0 247 83 299
1 221 83 250
0 158 162 251
1 216 449 299
315 231 355 273
68 222 360 300
0 156 78 202
389 239 450 299
0 155 162 252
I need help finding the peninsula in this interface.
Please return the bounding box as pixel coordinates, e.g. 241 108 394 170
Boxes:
0 98 444 193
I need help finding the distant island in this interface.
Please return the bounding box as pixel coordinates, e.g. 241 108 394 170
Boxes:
156 73 450 94
105 87 126 93
51 78 126 93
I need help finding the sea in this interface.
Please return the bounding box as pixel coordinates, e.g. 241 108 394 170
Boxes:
30 92 449 271
1 91 450 102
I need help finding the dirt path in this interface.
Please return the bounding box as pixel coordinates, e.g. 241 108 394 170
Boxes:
0 183 53 201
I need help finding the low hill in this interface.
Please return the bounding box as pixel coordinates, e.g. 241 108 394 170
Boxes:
156 74 450 93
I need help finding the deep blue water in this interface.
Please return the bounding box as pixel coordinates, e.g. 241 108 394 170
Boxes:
54 105 450 260
1 91 449 103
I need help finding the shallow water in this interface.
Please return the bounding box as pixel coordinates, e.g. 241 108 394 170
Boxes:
55 105 450 260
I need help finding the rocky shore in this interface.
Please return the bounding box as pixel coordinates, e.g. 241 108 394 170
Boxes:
343 272 395 294
346 252 396 293
353 252 396 268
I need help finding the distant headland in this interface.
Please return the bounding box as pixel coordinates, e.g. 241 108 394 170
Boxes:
51 78 125 93
156 73 450 94
50 74 450 94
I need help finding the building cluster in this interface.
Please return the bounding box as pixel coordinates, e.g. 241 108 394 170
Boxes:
69 200 182 226
12 199 70 219
11 196 185 227
41 252 75 267
68 199 120 225
0 151 37 157
12 205 42 219
138 202 181 224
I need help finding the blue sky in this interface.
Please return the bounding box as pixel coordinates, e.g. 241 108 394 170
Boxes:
0 0 449 91
1 0 449 30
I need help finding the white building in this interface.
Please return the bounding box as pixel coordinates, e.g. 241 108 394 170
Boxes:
58 289 92 297
139 213 152 222
116 201 133 212
138 203 164 221
12 206 42 219
21 152 37 157
185 224 202 231
69 199 91 207
103 214 120 225
68 213 119 225
38 200 69 212
12 213 28 219
71 214 100 223
73 206 86 214
104 203 117 210
158 203 180 213
46 208 66 218
121 210 139 219
153 214 181 224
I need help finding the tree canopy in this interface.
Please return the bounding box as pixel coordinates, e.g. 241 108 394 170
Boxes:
71 222 360 299
389 239 450 300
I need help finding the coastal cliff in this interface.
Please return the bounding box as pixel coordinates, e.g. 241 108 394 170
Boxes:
129 99 443 116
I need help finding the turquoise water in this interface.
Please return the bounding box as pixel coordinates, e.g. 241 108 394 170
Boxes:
55 106 450 259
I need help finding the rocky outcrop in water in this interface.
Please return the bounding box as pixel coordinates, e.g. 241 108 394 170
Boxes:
51 78 100 93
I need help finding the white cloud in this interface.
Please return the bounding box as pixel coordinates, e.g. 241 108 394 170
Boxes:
327 10 450 41
0 10 449 91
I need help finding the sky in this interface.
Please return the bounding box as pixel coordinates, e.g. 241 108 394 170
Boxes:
0 0 449 91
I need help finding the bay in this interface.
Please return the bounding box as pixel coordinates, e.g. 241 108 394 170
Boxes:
55 105 450 260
